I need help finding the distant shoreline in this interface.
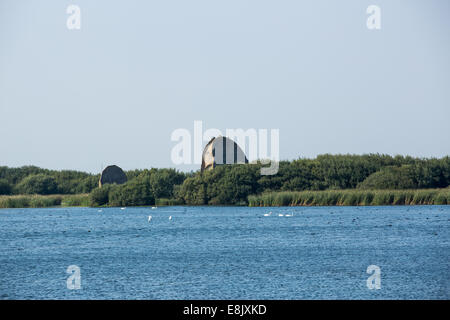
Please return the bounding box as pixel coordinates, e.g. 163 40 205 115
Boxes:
2 154 449 208
1 188 449 209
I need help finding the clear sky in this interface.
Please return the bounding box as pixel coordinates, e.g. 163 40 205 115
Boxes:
1 0 449 173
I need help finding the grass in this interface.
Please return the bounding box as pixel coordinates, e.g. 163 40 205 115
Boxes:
155 198 184 206
1 189 449 208
0 194 180 208
61 194 90 207
0 194 90 209
248 189 450 207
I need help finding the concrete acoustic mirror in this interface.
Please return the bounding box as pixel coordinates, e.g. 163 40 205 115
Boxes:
99 165 128 188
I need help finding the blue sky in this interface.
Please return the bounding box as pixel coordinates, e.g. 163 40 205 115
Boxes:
1 0 449 173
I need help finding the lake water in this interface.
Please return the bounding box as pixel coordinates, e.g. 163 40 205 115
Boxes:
0 206 448 299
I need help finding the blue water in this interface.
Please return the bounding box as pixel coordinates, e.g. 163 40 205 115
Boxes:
0 206 449 299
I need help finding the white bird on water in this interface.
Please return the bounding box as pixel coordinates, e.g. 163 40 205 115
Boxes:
169 216 172 220
148 215 152 222
263 211 272 217
285 213 294 217
278 213 284 217
121 207 126 210
151 206 157 209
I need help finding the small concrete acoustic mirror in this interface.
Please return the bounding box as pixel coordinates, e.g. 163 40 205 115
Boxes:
201 136 248 172
99 165 128 188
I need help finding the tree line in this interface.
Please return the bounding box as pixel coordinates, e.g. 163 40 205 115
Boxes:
177 154 450 205
1 154 449 206
0 166 98 195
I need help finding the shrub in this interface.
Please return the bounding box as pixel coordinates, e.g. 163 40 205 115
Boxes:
89 186 111 207
0 179 12 195
149 169 185 199
108 179 155 207
15 174 58 195
358 166 416 190
178 175 206 205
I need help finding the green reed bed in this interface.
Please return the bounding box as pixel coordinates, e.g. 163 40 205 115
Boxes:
155 198 184 206
0 194 90 209
248 189 450 207
60 194 90 207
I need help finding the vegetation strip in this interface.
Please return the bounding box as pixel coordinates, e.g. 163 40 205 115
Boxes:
248 189 450 207
1 154 449 207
